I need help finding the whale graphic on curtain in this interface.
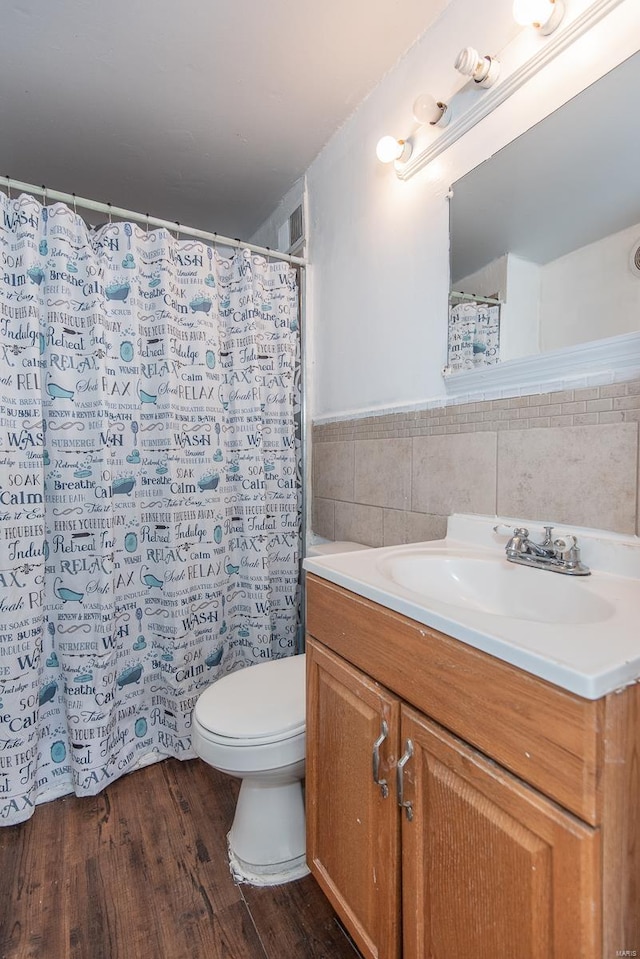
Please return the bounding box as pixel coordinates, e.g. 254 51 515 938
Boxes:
0 192 301 825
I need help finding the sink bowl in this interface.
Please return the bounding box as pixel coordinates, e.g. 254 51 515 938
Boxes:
304 514 640 698
377 550 614 624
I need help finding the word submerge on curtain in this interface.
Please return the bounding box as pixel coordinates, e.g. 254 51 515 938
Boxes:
0 191 302 825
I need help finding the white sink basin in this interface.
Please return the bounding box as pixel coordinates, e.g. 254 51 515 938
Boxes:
377 550 613 624
303 514 640 699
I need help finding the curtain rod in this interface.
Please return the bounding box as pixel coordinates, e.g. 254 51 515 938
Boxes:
0 175 307 268
449 290 502 306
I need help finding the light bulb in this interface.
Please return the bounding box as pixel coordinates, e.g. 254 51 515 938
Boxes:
513 0 564 33
454 47 501 88
412 94 450 127
375 136 412 164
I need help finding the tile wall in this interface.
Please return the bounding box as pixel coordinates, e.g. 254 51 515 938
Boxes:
311 379 640 546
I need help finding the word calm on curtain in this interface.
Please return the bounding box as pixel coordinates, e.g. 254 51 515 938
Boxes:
0 192 301 825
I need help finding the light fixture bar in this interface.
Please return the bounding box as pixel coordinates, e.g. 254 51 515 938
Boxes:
397 0 626 182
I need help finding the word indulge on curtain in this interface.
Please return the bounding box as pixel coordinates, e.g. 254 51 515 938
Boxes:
0 192 301 824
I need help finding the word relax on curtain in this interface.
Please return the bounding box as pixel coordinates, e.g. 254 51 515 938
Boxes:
0 192 302 825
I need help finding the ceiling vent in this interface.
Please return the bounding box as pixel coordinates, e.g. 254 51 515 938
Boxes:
277 204 305 254
289 205 303 248
630 238 640 277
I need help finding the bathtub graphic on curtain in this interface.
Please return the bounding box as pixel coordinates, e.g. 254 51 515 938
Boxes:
0 190 302 826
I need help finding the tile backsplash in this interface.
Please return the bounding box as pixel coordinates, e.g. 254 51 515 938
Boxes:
312 380 640 546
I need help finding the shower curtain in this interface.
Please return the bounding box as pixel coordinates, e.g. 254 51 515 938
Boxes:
0 192 301 825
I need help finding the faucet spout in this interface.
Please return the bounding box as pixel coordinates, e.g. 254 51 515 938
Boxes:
496 524 590 576
524 539 555 559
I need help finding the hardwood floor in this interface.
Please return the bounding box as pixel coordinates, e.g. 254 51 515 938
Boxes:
0 758 360 959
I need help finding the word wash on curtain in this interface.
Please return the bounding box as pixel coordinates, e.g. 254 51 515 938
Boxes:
0 192 302 825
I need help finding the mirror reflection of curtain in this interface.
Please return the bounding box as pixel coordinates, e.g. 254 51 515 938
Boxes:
447 299 500 372
0 192 301 825
448 54 640 360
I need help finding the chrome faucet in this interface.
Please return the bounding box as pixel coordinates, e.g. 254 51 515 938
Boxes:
494 525 591 576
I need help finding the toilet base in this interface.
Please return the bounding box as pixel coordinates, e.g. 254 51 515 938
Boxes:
227 771 310 886
228 838 310 886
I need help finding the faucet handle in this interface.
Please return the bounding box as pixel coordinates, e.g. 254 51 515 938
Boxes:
554 535 590 573
553 534 576 554
493 523 529 537
554 533 576 549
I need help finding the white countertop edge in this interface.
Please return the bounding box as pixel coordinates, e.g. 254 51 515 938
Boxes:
303 559 640 700
303 558 640 700
303 515 640 700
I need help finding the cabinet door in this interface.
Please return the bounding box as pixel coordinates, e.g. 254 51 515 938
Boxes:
306 638 401 959
400 705 601 959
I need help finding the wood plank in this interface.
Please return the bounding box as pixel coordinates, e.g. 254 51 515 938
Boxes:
306 574 601 824
241 874 362 959
0 758 357 959
66 783 167 959
0 784 69 959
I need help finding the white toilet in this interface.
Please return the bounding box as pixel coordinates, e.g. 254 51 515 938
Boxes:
191 541 368 885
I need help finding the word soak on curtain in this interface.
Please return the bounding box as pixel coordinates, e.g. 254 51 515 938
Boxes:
0 192 301 825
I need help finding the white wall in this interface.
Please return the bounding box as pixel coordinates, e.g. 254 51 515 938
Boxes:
455 253 541 362
502 255 541 361
540 220 640 352
300 0 639 420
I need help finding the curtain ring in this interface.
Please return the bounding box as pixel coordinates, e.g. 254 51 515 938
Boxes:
108 202 112 224
72 192 77 215
41 184 47 207
6 176 11 200
145 212 150 234
175 221 181 241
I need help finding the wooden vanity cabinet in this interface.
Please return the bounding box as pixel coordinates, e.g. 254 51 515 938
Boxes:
400 705 599 959
306 640 401 959
305 574 640 959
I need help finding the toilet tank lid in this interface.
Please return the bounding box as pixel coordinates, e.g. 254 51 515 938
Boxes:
194 653 306 740
307 541 370 557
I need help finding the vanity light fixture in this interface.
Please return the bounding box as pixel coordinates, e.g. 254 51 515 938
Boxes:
412 93 451 128
375 135 413 164
629 237 640 277
512 0 565 34
454 47 501 88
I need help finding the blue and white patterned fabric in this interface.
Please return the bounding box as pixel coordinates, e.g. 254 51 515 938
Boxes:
0 193 301 824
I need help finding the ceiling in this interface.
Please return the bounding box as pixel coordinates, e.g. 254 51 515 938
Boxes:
0 0 448 240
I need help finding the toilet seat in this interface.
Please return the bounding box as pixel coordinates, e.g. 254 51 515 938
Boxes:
194 653 306 747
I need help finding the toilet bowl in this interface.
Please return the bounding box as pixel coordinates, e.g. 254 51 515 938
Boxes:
192 654 307 885
191 541 368 885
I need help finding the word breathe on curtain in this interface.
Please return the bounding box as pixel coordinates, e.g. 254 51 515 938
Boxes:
0 192 301 825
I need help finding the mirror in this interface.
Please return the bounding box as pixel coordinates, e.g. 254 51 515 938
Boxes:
448 52 640 373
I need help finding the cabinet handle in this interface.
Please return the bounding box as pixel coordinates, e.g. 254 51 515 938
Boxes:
397 739 414 821
372 720 389 799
